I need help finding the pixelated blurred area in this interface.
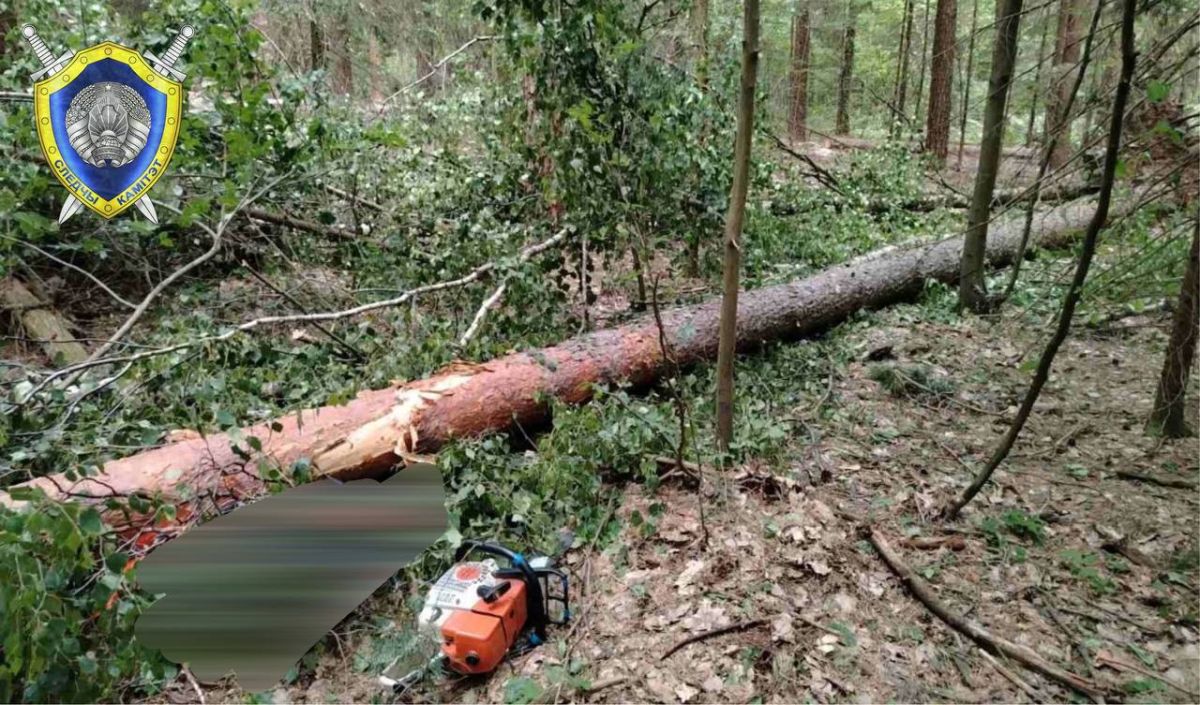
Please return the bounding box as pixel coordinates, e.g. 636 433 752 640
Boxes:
134 463 446 690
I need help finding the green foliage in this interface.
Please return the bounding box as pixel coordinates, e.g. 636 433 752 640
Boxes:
1060 549 1117 596
0 492 173 702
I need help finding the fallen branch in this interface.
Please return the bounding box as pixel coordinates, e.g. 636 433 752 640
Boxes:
376 36 496 111
320 183 383 212
457 229 570 346
1114 469 1198 490
868 527 1104 702
245 207 356 241
661 619 767 659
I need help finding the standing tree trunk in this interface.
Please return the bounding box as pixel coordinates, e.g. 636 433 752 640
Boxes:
686 0 711 278
1149 222 1200 437
893 0 917 136
692 0 710 86
1046 0 1085 169
329 10 353 97
914 0 933 127
956 0 979 167
835 12 856 136
947 0 1137 518
367 29 384 103
958 0 1024 313
716 0 761 453
1025 16 1051 147
309 17 325 73
788 5 811 142
925 0 958 163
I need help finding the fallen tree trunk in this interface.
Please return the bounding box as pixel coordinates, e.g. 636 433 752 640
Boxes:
4 196 1121 546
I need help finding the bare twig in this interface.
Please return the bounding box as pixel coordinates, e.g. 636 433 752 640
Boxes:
459 282 508 346
0 235 135 309
20 228 570 402
245 207 356 241
376 36 496 111
241 262 366 361
661 619 767 659
458 229 570 345
1095 650 1199 699
182 665 206 705
978 648 1043 701
79 174 288 369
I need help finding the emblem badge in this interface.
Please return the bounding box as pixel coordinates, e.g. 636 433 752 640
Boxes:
21 24 195 224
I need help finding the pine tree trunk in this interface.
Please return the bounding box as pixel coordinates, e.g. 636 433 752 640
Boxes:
716 0 761 453
835 15 856 136
687 0 711 277
956 0 979 167
1025 16 1051 147
1149 222 1200 438
925 0 958 163
692 0 710 86
1046 0 1085 169
788 7 811 142
367 30 383 104
893 0 917 136
914 0 933 127
309 18 325 72
959 0 1024 313
329 11 353 97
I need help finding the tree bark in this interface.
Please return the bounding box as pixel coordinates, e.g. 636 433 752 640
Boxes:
925 0 958 163
329 10 353 96
367 29 384 104
691 0 710 87
788 6 811 143
1046 0 1085 170
1025 16 1051 147
956 0 979 167
686 0 711 277
958 0 1024 313
2 196 1127 544
1148 221 1199 437
914 0 933 127
716 0 760 452
947 0 1137 518
893 0 917 137
309 15 324 72
835 14 856 136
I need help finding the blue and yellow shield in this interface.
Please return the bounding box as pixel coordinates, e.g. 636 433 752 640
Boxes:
34 42 181 220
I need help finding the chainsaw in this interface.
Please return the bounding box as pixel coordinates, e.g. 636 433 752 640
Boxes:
379 540 570 692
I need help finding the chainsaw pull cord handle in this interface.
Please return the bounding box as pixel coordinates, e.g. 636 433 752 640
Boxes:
453 540 549 643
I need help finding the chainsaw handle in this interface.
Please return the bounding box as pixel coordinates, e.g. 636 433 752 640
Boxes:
454 541 549 641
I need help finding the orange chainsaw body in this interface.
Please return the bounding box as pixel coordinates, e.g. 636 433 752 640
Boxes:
439 577 528 674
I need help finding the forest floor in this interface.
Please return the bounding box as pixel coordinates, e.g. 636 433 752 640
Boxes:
473 299 1200 705
165 246 1200 705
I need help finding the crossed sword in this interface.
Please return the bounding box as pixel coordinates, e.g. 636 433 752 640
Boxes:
21 24 195 225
